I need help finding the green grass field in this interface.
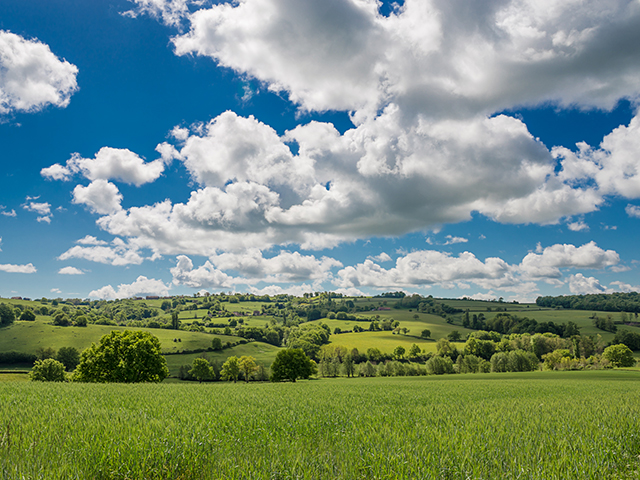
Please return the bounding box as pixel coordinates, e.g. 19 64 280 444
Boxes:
0 317 240 354
1 371 639 479
164 341 282 376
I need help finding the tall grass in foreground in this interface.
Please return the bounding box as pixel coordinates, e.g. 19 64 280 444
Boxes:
1 371 639 479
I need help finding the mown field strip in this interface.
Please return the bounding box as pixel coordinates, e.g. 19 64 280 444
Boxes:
1 371 639 479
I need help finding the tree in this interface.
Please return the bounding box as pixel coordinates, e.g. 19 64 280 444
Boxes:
57 346 80 371
30 359 66 382
448 330 462 342
603 344 636 368
0 303 15 326
75 330 168 383
394 346 406 360
421 329 431 339
189 358 213 383
239 355 258 382
211 337 223 351
161 300 172 311
19 309 36 321
408 344 421 359
171 312 180 330
35 347 56 360
342 353 355 377
270 348 315 382
221 356 240 382
74 315 87 327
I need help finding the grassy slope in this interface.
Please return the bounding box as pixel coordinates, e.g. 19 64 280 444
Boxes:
164 342 282 376
0 316 240 354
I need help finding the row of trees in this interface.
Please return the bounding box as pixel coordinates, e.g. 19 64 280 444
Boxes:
536 292 640 313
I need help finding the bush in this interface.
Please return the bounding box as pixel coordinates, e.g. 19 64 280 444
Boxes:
30 359 66 382
603 344 636 368
57 347 80 371
426 355 454 375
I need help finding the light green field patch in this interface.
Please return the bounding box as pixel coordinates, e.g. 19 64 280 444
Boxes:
164 341 282 376
0 318 241 355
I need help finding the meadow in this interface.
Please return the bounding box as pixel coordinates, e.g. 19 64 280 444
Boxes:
1 371 639 479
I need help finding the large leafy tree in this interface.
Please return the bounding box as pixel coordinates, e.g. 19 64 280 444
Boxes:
75 330 168 383
238 355 257 382
0 303 15 326
270 348 315 382
221 356 240 383
189 358 213 383
57 346 80 371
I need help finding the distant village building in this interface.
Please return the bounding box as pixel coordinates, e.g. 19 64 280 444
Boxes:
378 307 391 311
253 311 261 316
11 296 22 300
146 295 160 300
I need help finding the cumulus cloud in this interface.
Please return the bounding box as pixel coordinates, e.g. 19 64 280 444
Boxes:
568 273 611 295
610 281 640 293
171 250 342 289
443 236 468 245
519 241 619 279
58 238 146 266
58 266 84 275
63 0 640 276
567 220 589 232
0 263 37 273
335 250 512 290
89 275 170 300
42 147 166 186
76 235 108 246
0 30 78 115
72 180 123 215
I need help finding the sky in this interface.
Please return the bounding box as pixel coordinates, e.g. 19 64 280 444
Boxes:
1 0 640 302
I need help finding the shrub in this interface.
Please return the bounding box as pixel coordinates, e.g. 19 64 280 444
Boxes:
30 359 66 382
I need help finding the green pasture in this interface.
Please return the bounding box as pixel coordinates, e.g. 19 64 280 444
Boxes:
0 317 241 355
164 341 282 376
1 371 639 479
328 331 438 353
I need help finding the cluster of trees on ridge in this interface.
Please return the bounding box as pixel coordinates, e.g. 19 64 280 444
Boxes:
537 292 640 313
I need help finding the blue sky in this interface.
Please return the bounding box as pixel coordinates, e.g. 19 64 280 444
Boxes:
1 0 640 301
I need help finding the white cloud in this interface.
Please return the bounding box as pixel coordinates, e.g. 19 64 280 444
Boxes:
610 281 640 293
73 1 640 261
58 238 145 266
170 255 234 289
0 206 16 217
443 235 468 245
89 275 170 300
368 252 392 263
567 220 589 232
171 250 342 289
519 241 619 279
72 180 123 215
58 266 84 275
626 204 640 218
0 263 36 273
76 235 108 246
124 0 192 28
43 147 166 186
336 250 512 290
50 288 61 294
23 201 52 223
568 273 611 295
0 30 78 115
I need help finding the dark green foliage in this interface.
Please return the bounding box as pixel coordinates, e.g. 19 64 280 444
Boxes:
0 351 37 365
270 348 315 382
29 359 66 382
536 292 640 313
19 309 36 321
211 337 223 351
0 303 15 326
75 330 168 383
425 355 454 375
57 347 80 371
613 330 640 350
